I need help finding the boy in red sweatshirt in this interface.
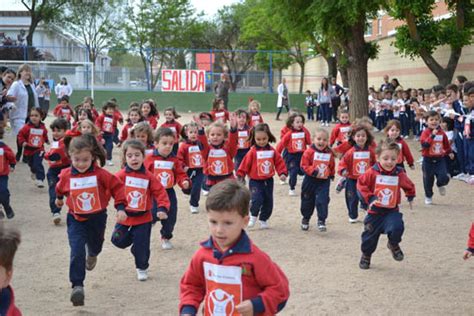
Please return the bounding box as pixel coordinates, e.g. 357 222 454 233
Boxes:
329 109 351 147
357 141 416 269
0 224 22 316
179 179 289 316
0 126 16 219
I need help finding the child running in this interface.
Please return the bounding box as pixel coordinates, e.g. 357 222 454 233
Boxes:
53 95 75 125
120 107 143 145
210 97 229 123
44 118 70 224
112 140 170 281
129 122 155 156
144 127 190 250
384 120 415 170
234 109 251 172
0 224 22 315
300 128 335 232
329 109 351 147
237 123 287 229
140 99 159 129
357 140 416 269
160 107 182 155
179 179 290 316
248 100 264 127
0 125 16 219
338 124 376 223
55 134 125 306
95 101 119 166
17 107 49 188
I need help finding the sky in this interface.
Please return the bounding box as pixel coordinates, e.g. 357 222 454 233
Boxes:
1 0 240 18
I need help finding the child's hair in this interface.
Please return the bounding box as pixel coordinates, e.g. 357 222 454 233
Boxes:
163 106 180 119
338 108 349 116
206 122 228 138
83 96 94 105
75 108 93 122
248 123 276 145
212 98 224 111
313 127 329 139
130 122 154 143
154 127 175 143
206 179 250 217
60 95 70 103
376 139 401 156
0 125 4 139
441 116 454 131
68 134 106 167
127 107 143 123
140 99 158 116
353 116 373 129
348 124 374 147
29 107 43 117
50 118 69 131
467 87 474 96
235 109 250 123
425 110 441 120
286 113 305 128
383 119 401 134
199 112 213 121
129 102 140 110
0 224 21 271
384 90 393 97
446 84 458 93
2 68 16 77
122 139 145 166
305 90 311 94
248 100 261 112
102 100 117 113
180 121 199 140
79 119 100 136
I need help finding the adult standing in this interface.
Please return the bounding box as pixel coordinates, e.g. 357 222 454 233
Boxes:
276 78 290 120
213 73 231 110
317 77 335 127
36 77 51 115
6 63 39 160
54 77 73 104
391 78 402 91
380 74 394 92
331 77 344 122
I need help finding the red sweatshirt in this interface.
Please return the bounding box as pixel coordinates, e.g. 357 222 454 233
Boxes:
96 113 118 134
329 122 352 146
144 151 190 189
177 134 207 170
52 104 74 122
337 145 376 179
300 144 335 179
237 126 251 150
161 120 182 144
420 127 451 158
115 165 170 226
179 231 289 316
1 286 22 316
357 163 416 214
201 130 238 177
143 115 158 129
276 127 311 154
120 122 134 142
56 163 126 221
237 145 287 180
44 138 70 169
392 137 414 166
114 109 124 124
90 108 99 122
17 122 49 156
280 126 291 140
468 223 474 251
210 109 229 123
249 112 263 127
0 141 16 176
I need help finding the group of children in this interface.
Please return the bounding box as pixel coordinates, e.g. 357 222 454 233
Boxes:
0 80 473 313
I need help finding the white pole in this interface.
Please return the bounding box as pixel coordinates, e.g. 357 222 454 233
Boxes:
91 62 94 99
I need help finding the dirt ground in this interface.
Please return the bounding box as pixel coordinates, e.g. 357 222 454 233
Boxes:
4 112 473 315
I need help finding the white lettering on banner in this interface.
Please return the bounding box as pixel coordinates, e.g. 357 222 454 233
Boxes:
161 69 206 93
433 135 443 141
188 146 200 153
30 128 43 136
209 149 226 158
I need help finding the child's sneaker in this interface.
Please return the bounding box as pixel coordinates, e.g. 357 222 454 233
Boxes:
70 286 85 306
106 160 114 166
0 206 4 219
301 218 309 231
424 197 433 205
202 190 209 196
438 186 446 196
52 212 61 225
317 220 326 232
161 238 173 250
453 173 466 181
348 218 358 224
359 254 371 270
35 180 44 188
136 269 148 281
4 207 14 219
190 205 199 214
288 189 297 196
86 255 97 271
248 216 257 228
279 179 287 185
387 242 404 261
467 175 474 185
259 220 269 230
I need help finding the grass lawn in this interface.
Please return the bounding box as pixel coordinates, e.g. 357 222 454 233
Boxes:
62 90 305 113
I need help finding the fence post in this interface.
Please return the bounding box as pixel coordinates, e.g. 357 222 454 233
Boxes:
146 48 151 91
23 46 27 61
268 51 273 93
85 46 90 91
209 48 213 92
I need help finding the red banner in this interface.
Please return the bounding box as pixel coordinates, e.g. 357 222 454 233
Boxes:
161 69 206 92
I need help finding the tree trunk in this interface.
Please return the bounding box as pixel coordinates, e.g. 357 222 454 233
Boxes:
326 56 337 79
298 62 305 94
339 66 349 88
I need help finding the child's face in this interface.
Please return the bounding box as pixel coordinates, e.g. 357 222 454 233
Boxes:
82 103 92 110
125 147 144 170
141 104 151 116
52 128 66 140
134 132 149 145
2 73 14 86
313 132 328 150
354 130 368 147
440 121 448 131
339 113 349 124
78 111 88 121
219 100 225 110
129 111 140 124
105 107 114 116
249 105 258 113
237 113 247 126
71 149 93 173
292 116 304 130
254 131 269 147
60 101 68 107
208 126 225 146
80 124 92 135
438 93 446 100
427 116 440 129
468 94 474 108
0 265 12 289
410 90 417 98
201 118 212 127
387 125 400 139
29 111 41 125
378 149 398 171
164 111 174 122
187 126 198 141
155 135 174 156
207 209 249 252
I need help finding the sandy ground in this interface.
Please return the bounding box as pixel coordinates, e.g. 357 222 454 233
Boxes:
3 112 473 315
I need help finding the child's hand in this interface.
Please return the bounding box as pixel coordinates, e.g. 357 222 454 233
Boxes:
341 170 348 177
280 174 287 182
229 112 237 128
448 153 455 160
55 199 64 208
101 139 105 145
182 180 190 189
432 128 438 136
410 165 415 170
22 142 26 147
157 211 168 220
116 210 127 223
463 250 473 260
236 300 253 316
183 166 189 172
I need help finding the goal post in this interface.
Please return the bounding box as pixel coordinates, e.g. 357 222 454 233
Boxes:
0 60 95 99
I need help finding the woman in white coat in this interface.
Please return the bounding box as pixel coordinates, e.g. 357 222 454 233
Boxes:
7 63 40 160
55 77 73 104
276 78 290 120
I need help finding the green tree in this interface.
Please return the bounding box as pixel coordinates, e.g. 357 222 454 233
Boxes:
388 0 474 86
21 0 67 60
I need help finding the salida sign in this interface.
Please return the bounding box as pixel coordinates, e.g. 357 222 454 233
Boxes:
161 69 206 92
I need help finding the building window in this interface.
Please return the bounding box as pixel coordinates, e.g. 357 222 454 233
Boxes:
365 20 373 37
377 18 382 35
